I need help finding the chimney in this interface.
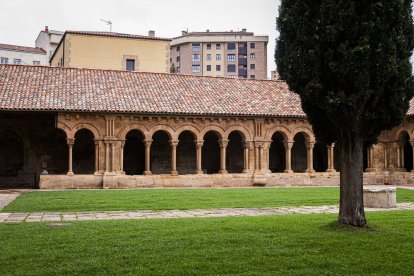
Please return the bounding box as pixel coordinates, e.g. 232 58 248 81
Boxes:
45 26 49 33
148 30 155 37
241 28 247 32
206 29 210 32
182 30 188 35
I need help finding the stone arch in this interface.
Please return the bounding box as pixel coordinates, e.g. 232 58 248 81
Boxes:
175 125 201 141
70 123 100 139
265 126 290 141
0 130 25 176
200 125 225 141
313 142 328 172
202 131 221 174
0 125 31 171
226 131 245 173
177 130 197 174
292 132 308 172
117 123 149 140
123 130 146 175
269 131 286 173
151 130 172 174
148 125 175 140
73 128 95 174
290 127 315 142
397 130 413 171
224 126 252 141
396 128 412 141
56 121 71 138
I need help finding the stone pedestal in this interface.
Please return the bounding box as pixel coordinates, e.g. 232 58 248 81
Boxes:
363 187 396 208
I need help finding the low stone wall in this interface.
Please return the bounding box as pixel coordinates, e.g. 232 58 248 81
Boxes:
385 172 414 186
39 175 103 189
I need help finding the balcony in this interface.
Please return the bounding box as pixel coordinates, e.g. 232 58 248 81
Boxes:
238 58 247 65
238 47 247 55
238 68 247 77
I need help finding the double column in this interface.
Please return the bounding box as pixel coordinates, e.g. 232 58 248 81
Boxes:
397 141 406 171
326 143 336 172
283 140 315 173
67 137 100 176
195 140 204 174
219 139 229 174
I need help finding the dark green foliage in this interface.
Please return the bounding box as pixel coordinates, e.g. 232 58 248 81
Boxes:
276 0 414 144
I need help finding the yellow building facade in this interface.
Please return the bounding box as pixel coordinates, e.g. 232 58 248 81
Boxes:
50 31 170 73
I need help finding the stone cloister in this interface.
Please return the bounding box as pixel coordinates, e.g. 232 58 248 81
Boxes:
1 65 414 189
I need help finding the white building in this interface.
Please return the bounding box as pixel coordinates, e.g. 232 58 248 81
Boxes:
0 43 47 65
35 26 64 63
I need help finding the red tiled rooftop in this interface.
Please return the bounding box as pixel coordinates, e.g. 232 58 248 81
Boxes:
65 31 171 41
0 43 46 54
0 65 305 117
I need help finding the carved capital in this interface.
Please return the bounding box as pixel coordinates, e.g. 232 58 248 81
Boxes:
194 140 204 148
306 142 315 150
243 141 254 149
143 139 153 147
67 138 75 145
170 139 179 147
284 141 294 150
218 139 229 148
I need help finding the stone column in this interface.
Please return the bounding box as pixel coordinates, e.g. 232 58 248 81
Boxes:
219 139 229 174
170 140 179 175
365 146 375 172
243 141 253 173
94 140 100 174
143 139 152 175
119 139 125 174
111 142 116 173
105 141 110 173
195 140 204 174
284 141 294 173
262 142 271 173
67 138 75 176
326 143 336 172
306 142 315 173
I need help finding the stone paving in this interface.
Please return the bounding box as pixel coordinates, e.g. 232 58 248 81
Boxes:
1 203 414 223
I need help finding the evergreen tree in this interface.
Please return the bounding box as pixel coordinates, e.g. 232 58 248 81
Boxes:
276 0 414 226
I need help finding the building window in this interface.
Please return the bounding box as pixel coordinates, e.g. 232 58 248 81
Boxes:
227 64 236 72
216 43 221 50
216 65 221 71
216 54 221 61
176 46 180 52
227 75 236 79
227 43 236 51
192 65 201 73
192 43 200 52
0 57 8 64
33 61 40 65
13 59 21 65
250 43 256 49
207 65 211 71
126 59 135 71
250 64 255 70
192 54 201 62
207 43 211 50
250 53 255 59
177 67 180 73
207 54 211 61
227 54 236 62
250 75 255 79
176 56 180 62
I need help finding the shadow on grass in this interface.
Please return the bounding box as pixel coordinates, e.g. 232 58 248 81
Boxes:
321 220 381 233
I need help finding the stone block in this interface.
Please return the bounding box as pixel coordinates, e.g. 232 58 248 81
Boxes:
363 187 396 208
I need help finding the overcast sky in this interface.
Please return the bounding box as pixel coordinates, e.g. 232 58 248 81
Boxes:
0 0 279 78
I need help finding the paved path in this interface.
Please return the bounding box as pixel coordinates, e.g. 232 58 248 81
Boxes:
0 192 20 210
1 203 414 223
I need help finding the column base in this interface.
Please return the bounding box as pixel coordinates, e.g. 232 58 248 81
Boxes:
67 171 74 176
144 171 152 176
365 168 375 172
104 171 117 176
170 171 178 176
219 169 228 174
242 169 250 173
284 169 293 173
325 168 336 173
94 171 104 176
306 169 315 173
196 170 204 174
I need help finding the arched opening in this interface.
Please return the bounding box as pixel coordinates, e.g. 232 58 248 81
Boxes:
313 142 328 172
151 131 171 174
269 132 286 172
399 131 413 171
0 131 24 176
48 128 68 174
73 129 95 174
292 132 307 172
202 131 220 174
124 130 145 175
177 131 196 174
226 131 244 173
334 144 341 172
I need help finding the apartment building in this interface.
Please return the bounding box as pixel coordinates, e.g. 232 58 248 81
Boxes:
35 26 64 62
170 29 268 79
50 31 171 73
0 43 47 65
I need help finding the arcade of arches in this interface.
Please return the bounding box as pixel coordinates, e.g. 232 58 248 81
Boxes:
2 111 414 189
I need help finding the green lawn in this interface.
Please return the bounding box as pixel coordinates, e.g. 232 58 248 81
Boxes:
0 211 413 275
3 187 414 213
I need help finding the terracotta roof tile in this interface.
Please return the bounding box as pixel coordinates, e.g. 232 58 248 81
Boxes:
66 31 171 41
0 65 305 117
0 43 46 54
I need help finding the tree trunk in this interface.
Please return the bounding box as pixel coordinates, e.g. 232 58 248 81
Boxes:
338 134 366 227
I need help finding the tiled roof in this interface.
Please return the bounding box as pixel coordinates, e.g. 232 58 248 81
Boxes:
65 31 171 41
0 65 305 117
408 98 414 116
0 44 46 54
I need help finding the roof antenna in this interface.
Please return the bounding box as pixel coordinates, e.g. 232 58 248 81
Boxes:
100 19 112 32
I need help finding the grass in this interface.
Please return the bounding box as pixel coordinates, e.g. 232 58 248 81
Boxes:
3 187 414 213
2 187 340 213
0 211 413 275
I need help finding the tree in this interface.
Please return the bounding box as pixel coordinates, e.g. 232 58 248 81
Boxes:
276 0 414 226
